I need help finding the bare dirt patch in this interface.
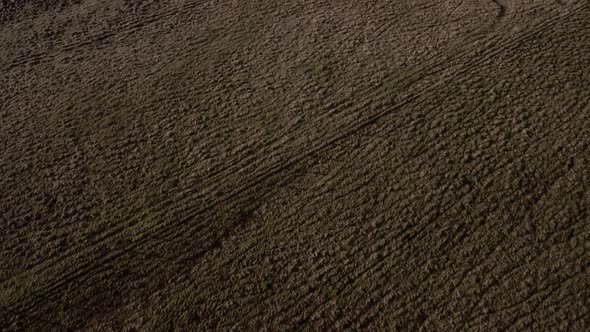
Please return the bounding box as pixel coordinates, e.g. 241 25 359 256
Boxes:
1 0 589 330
